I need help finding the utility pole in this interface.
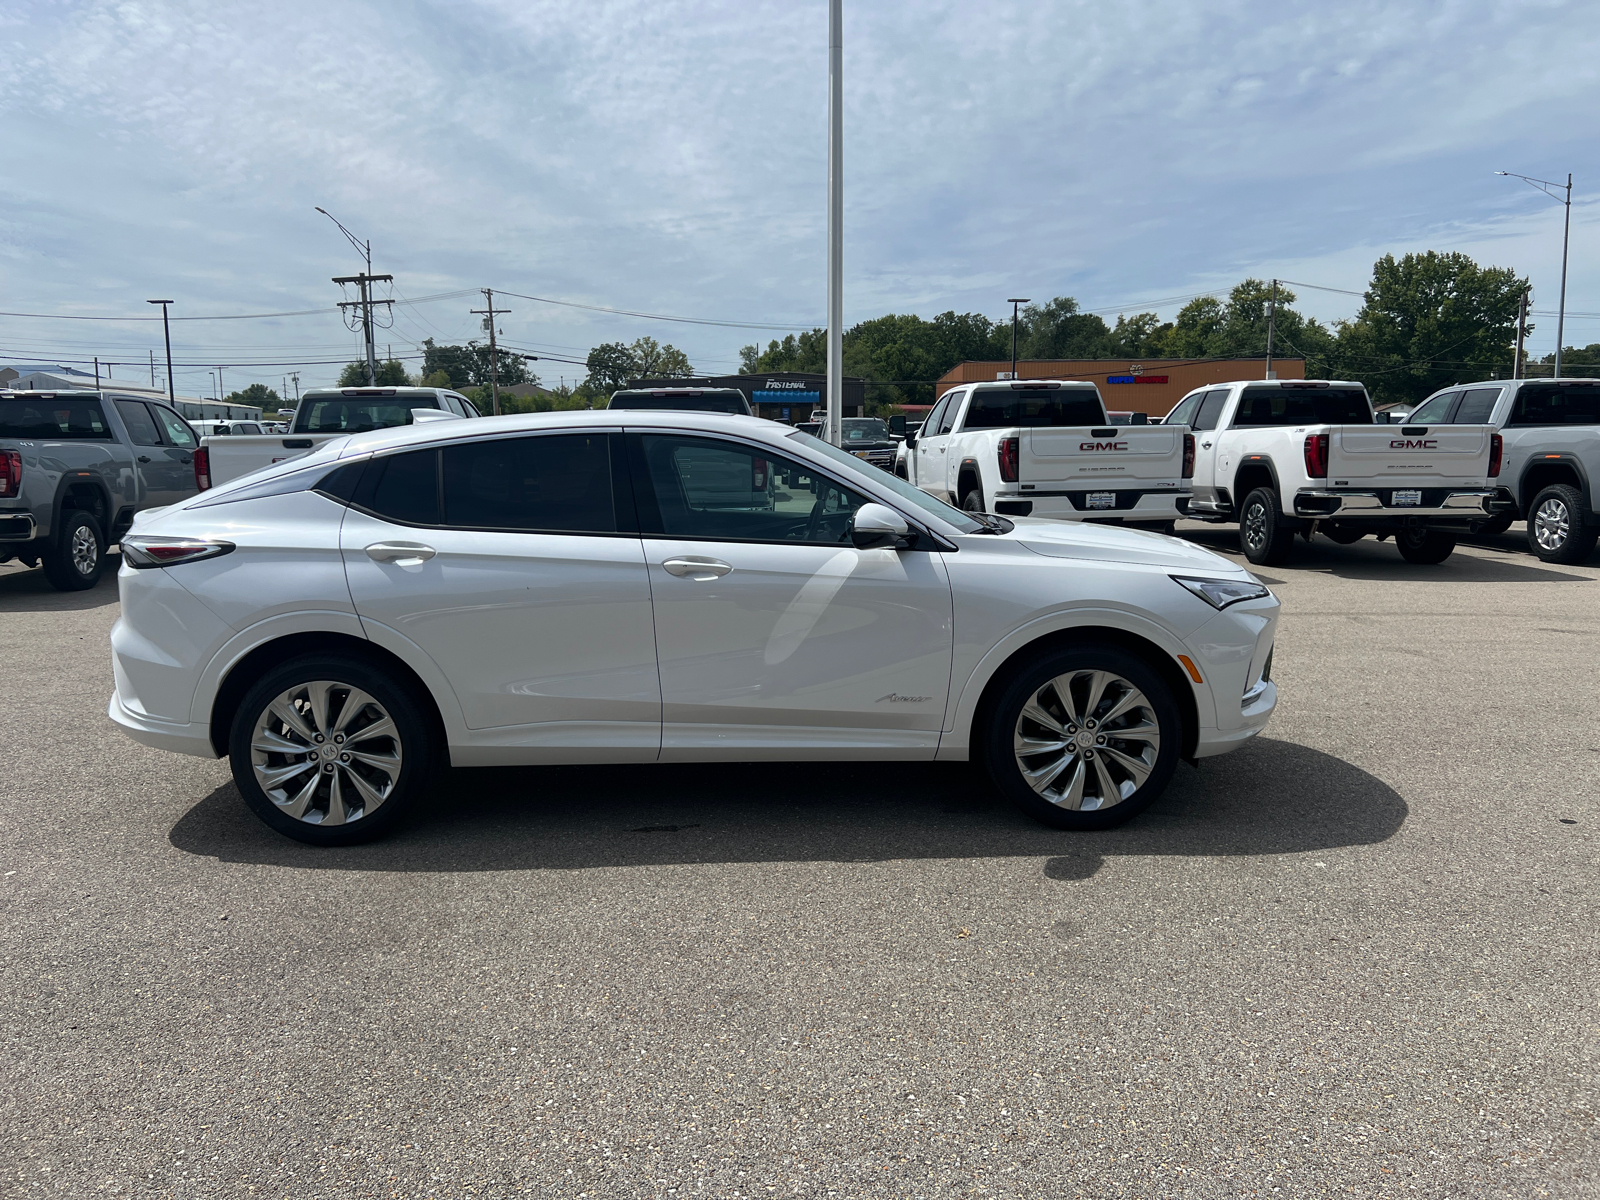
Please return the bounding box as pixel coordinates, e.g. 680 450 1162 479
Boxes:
94 357 101 389
1265 279 1278 380
470 289 509 416
1495 171 1573 378
318 207 392 385
1514 288 1530 379
825 0 843 446
290 372 300 404
217 366 226 401
1007 298 1030 380
147 300 175 403
149 350 156 388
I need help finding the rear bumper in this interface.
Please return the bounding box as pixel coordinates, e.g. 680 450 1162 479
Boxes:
1293 489 1496 522
995 489 1190 522
0 512 37 541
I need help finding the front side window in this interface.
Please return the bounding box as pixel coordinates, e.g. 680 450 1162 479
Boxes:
791 431 983 533
154 407 198 448
442 434 617 534
114 400 163 446
1407 392 1458 425
632 434 865 544
1231 386 1372 426
962 387 1104 429
0 397 113 440
1507 383 1600 426
937 394 963 434
920 396 951 437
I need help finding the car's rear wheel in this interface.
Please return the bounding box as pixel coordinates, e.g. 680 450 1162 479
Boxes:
41 510 105 591
1526 484 1597 564
228 655 437 845
1395 528 1456 564
1477 512 1514 538
1239 487 1295 565
983 645 1181 831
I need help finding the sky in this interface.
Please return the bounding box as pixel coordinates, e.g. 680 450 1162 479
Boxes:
1 0 1597 398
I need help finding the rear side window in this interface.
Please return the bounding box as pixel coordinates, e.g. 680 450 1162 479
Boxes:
1451 387 1501 424
441 434 618 534
115 400 163 446
1191 390 1229 431
355 449 440 525
0 397 113 440
1164 392 1204 427
1232 387 1372 426
963 388 1103 429
1507 384 1600 425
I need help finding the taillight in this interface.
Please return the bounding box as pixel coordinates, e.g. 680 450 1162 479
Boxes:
752 457 767 490
1303 432 1329 479
0 449 20 498
1488 433 1503 478
1182 433 1195 480
194 446 211 491
998 436 1019 483
120 536 235 570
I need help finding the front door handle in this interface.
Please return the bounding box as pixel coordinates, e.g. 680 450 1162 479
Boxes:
137 455 151 463
662 556 732 579
366 541 437 564
180 454 192 464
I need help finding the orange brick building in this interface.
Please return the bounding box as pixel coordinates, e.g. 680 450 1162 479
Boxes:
934 358 1305 419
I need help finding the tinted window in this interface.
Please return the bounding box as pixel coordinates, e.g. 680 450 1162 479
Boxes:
607 391 751 415
920 396 951 437
442 434 616 533
937 394 962 434
963 387 1104 429
1452 387 1501 424
455 394 482 418
357 449 440 525
115 400 163 446
1164 393 1203 428
633 434 865 543
0 397 113 440
1192 390 1229 431
1407 392 1458 425
1507 383 1600 426
1232 386 1372 426
237 422 262 435
298 396 454 433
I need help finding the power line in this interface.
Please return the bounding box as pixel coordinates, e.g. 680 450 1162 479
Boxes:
492 289 819 331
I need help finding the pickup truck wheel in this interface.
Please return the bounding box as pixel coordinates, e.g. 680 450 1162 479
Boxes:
960 489 984 514
1239 487 1295 565
983 646 1180 831
41 511 106 591
1395 528 1456 564
228 655 438 846
1526 484 1598 564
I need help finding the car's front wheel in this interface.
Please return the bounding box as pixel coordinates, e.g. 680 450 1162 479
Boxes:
228 655 437 845
983 645 1181 831
961 489 984 514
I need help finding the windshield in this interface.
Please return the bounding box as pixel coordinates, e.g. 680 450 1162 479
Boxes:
963 387 1105 429
787 430 984 533
607 392 750 415
0 396 114 440
841 418 890 443
298 396 449 433
1233 386 1372 426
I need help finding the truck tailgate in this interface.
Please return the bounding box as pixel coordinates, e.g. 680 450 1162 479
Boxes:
202 434 337 487
1329 425 1493 489
1024 425 1186 487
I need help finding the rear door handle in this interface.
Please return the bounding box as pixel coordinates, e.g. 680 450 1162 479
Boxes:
180 454 192 464
137 455 151 463
366 541 437 564
1200 441 1212 448
662 556 732 579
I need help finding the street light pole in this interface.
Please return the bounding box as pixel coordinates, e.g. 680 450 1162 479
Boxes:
1496 170 1573 377
1007 298 1030 380
147 300 175 403
825 0 844 447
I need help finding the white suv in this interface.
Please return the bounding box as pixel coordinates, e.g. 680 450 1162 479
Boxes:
108 411 1279 844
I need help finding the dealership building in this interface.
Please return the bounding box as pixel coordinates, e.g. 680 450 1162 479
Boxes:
934 358 1305 419
626 372 867 422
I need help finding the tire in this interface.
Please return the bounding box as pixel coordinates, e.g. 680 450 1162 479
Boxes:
41 510 106 591
961 489 984 514
983 645 1181 831
228 654 438 846
1477 512 1514 538
1526 484 1598 564
1238 487 1295 565
1321 523 1366 545
1395 528 1456 564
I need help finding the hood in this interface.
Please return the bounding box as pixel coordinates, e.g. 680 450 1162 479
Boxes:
1005 518 1248 573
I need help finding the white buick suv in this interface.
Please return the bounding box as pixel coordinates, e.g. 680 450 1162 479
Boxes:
108 411 1278 845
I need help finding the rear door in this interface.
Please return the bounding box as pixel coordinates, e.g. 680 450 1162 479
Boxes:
1329 425 1493 492
1187 389 1232 504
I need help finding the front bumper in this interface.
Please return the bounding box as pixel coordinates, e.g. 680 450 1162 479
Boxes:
847 447 896 472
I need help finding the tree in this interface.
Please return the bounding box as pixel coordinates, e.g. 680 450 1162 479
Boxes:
629 336 694 378
583 337 695 394
337 359 412 387
1103 312 1172 358
223 382 282 408
742 330 828 375
421 339 475 389
1325 253 1527 405
416 339 530 390
1017 297 1112 360
585 342 638 393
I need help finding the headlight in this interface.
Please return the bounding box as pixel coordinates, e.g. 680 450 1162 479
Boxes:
1170 574 1272 609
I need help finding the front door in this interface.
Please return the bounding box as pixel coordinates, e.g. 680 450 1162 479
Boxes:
339 430 662 760
148 403 201 505
915 393 955 499
628 432 954 760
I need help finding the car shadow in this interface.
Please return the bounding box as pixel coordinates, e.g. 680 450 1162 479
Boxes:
1174 525 1593 582
168 737 1406 880
0 553 122 611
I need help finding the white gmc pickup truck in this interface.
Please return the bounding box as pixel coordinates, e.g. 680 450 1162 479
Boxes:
901 380 1192 526
197 386 476 490
1169 379 1501 565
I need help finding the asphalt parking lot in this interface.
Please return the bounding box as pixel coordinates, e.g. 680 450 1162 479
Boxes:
2 526 1597 1199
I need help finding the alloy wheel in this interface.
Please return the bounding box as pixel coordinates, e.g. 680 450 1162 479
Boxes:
1012 669 1161 811
1535 497 1570 551
71 525 98 576
249 680 404 825
1242 502 1268 552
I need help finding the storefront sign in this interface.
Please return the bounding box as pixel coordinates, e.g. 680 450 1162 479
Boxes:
1106 375 1169 384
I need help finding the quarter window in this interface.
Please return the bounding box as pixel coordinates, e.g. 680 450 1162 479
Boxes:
441 434 618 534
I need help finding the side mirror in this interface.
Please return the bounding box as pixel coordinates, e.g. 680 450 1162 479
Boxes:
850 502 911 550
889 414 907 436
1129 412 1148 425
905 427 919 447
